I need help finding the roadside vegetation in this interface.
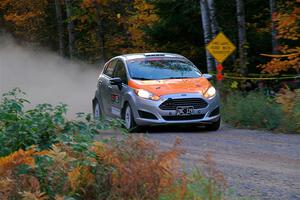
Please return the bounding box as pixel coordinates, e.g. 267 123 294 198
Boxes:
0 0 298 134
0 88 228 200
221 87 300 133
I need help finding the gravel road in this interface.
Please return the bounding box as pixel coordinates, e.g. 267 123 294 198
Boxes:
134 124 300 200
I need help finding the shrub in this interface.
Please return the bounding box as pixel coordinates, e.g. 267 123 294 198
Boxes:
0 137 227 200
0 89 227 200
222 89 300 133
0 88 122 157
160 154 227 200
276 88 300 133
222 91 282 130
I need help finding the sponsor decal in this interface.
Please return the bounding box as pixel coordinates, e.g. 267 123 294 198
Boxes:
111 94 120 103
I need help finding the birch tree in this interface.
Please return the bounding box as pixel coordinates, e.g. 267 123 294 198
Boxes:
236 0 248 75
54 0 64 56
200 0 215 72
207 0 219 68
65 0 75 59
269 0 278 54
207 0 219 37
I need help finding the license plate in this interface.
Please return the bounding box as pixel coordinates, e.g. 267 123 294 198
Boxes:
176 106 194 116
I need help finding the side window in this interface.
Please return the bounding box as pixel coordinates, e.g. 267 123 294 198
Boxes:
103 60 117 77
113 60 128 84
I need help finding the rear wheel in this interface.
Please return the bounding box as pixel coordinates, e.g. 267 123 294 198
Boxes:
205 117 221 131
93 99 102 119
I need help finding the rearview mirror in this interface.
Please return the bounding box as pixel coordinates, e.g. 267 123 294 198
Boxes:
203 74 213 80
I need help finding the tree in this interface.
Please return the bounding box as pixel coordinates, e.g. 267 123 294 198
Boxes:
235 0 248 75
269 0 278 54
127 0 158 52
0 0 48 42
200 0 215 72
76 0 134 61
145 0 204 67
54 0 65 56
260 0 300 74
207 0 219 37
92 0 107 61
207 0 220 69
65 0 75 59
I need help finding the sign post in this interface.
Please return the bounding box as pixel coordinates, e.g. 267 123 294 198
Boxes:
206 32 236 81
216 64 223 81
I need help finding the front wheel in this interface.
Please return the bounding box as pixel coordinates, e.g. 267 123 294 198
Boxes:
123 104 138 131
205 117 221 131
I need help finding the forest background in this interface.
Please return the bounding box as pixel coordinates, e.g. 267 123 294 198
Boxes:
0 0 299 75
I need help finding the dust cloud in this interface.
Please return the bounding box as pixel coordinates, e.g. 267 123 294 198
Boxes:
0 35 101 118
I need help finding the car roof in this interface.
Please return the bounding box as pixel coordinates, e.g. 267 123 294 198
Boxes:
118 53 186 61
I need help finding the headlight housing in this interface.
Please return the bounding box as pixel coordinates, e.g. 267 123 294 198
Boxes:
134 89 160 101
203 86 216 99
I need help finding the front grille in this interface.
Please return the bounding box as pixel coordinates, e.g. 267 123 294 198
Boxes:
209 107 220 117
162 114 205 121
138 110 158 120
159 98 208 110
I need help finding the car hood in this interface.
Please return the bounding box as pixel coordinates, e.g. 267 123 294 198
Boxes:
128 77 211 96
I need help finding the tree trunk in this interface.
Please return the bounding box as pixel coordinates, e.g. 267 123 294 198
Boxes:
200 0 215 73
207 0 219 68
207 0 219 37
54 0 64 56
236 0 248 75
270 0 278 54
65 0 75 59
92 0 106 61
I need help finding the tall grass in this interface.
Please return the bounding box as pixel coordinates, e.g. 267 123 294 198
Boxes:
222 90 300 133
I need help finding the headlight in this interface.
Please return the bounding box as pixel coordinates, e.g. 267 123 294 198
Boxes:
204 86 216 99
134 89 160 101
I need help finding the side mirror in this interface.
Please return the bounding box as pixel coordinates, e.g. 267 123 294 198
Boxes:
203 74 213 80
110 77 123 89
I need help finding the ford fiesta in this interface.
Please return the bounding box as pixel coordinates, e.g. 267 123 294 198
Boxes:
92 53 220 131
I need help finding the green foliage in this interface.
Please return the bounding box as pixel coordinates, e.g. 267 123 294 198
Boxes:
277 89 300 133
1 0 296 75
160 167 226 200
0 89 229 200
146 0 204 68
0 88 123 157
222 89 300 133
293 97 300 131
221 91 282 130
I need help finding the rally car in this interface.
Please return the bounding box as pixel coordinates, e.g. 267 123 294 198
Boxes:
92 53 220 131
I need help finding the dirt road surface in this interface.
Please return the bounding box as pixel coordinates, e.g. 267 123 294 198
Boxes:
101 125 300 200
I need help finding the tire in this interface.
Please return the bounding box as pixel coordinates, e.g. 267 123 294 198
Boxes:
206 117 221 131
93 99 102 119
123 104 138 132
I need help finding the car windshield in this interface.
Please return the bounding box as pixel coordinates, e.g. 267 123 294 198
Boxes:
126 57 201 80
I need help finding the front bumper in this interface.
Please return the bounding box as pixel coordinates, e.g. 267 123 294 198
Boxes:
130 92 220 126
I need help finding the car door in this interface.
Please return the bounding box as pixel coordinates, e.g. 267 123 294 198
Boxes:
110 59 129 118
98 59 117 116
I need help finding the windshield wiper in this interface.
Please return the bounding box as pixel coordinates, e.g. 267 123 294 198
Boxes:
167 77 191 79
131 77 152 80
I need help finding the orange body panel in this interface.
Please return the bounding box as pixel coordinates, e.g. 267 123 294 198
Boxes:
128 77 211 97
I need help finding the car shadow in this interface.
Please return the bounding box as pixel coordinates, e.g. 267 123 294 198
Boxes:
134 125 209 134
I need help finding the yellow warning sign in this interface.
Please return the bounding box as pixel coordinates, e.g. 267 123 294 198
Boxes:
206 32 236 64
